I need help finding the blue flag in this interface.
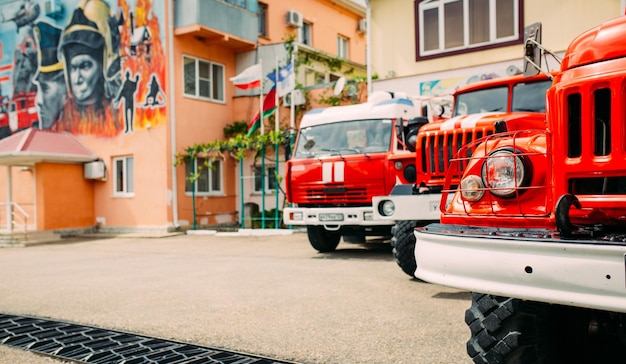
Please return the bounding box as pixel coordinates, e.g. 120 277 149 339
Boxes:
267 62 296 97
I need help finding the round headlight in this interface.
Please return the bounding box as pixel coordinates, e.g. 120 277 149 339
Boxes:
403 164 416 183
460 175 485 201
378 200 395 217
394 161 403 170
481 149 530 198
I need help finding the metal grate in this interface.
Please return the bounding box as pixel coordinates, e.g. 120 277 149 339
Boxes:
0 313 295 364
305 186 367 202
419 127 494 181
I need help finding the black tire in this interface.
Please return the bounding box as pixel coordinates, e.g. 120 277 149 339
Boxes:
307 226 341 252
391 220 416 276
464 293 609 364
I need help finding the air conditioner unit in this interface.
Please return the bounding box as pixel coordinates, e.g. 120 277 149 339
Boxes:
84 160 106 180
286 10 303 28
284 89 305 106
357 18 367 33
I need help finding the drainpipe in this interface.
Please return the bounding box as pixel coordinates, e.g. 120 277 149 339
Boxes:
168 0 179 228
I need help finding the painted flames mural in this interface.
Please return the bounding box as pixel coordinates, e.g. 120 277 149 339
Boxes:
0 0 166 138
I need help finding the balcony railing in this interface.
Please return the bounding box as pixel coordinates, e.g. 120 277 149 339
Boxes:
174 0 258 51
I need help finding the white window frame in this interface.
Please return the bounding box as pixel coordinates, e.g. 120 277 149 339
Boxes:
253 165 277 194
185 157 224 196
183 55 225 103
337 35 349 59
417 0 520 58
298 21 312 46
113 156 134 197
258 2 268 37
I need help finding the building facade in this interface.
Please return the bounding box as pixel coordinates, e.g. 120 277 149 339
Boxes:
0 0 366 235
370 0 626 114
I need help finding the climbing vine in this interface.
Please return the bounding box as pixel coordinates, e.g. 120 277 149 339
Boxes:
175 126 290 184
179 33 370 182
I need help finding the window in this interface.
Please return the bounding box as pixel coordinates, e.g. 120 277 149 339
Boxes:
183 56 225 102
258 2 268 37
113 156 134 197
224 0 246 8
303 68 326 87
337 35 349 59
185 158 223 195
416 0 521 60
253 166 276 193
299 21 312 46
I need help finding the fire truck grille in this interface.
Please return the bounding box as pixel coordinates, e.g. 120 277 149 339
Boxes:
419 127 495 180
305 186 367 203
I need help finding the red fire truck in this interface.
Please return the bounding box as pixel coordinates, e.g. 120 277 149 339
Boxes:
0 92 38 138
283 93 426 251
373 73 552 276
414 19 626 363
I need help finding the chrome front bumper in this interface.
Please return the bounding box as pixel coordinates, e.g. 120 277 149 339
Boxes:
414 224 626 313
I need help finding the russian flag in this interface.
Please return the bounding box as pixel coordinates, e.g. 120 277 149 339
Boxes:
230 64 262 90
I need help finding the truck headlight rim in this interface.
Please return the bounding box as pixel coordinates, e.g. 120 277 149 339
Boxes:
378 200 395 216
481 148 531 198
460 175 485 201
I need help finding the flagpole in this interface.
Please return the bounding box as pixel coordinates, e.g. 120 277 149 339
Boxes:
274 57 280 228
289 49 296 130
260 60 265 228
260 59 264 135
275 57 279 132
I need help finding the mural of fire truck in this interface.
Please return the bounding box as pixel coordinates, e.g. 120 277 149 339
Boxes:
0 91 38 137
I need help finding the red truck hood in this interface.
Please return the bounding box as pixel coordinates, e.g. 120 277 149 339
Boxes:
287 154 389 206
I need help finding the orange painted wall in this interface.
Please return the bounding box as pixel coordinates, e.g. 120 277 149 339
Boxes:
260 0 366 64
171 36 239 226
36 163 94 230
0 166 35 229
77 128 171 229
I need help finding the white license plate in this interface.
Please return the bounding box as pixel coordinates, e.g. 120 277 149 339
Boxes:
319 213 344 222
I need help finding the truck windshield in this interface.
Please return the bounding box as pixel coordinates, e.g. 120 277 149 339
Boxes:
453 79 552 117
453 86 508 116
511 80 552 112
294 119 392 159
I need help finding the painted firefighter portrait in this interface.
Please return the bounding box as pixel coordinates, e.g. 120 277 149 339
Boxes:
33 21 66 129
53 0 122 135
0 0 166 138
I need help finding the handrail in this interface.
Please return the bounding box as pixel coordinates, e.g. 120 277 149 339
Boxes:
0 202 29 237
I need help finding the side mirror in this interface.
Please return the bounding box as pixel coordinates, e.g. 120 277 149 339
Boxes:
523 22 542 77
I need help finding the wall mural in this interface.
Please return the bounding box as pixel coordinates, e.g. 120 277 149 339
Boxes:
0 0 166 138
419 67 519 118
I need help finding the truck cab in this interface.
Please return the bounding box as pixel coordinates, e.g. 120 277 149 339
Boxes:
414 18 626 363
283 93 425 252
373 73 551 276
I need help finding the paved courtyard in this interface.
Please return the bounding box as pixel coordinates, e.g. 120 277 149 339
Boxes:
0 230 472 363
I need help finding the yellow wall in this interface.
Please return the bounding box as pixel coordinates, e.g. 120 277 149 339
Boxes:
371 0 622 80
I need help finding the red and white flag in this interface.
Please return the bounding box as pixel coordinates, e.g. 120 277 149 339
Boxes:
230 64 262 90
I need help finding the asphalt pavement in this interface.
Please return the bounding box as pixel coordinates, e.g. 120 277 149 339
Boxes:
0 230 472 364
